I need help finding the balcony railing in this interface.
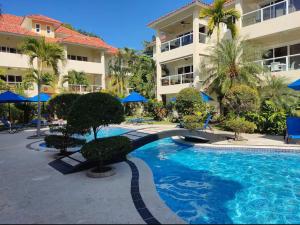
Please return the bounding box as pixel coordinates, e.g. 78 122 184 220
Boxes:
241 0 300 27
161 73 194 86
161 33 193 53
256 53 300 72
68 84 102 93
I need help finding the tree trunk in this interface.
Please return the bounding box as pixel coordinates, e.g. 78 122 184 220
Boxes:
93 126 97 140
36 82 42 137
217 24 220 44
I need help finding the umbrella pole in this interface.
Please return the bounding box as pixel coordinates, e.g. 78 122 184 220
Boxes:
8 103 11 122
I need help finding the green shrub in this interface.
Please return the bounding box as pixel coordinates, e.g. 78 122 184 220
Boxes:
81 136 132 170
68 93 125 140
47 93 81 120
246 100 287 135
175 88 205 116
225 117 257 140
45 134 86 154
223 84 260 116
183 114 204 130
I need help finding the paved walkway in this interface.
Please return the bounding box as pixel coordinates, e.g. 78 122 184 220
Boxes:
0 128 183 224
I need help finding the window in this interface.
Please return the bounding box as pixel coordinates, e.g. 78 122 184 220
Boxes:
35 24 40 33
274 46 288 57
290 43 300 55
177 65 193 74
4 75 22 84
67 54 88 62
46 26 51 34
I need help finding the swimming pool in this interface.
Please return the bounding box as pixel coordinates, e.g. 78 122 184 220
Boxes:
84 126 131 142
131 138 300 224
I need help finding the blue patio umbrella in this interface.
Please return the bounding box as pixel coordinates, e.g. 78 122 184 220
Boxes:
122 91 148 103
28 93 51 102
288 79 300 91
200 92 214 103
0 91 28 103
0 91 29 121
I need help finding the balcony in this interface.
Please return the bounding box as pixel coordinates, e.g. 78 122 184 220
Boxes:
256 53 300 72
0 52 32 69
161 33 194 53
66 60 104 75
68 84 102 94
242 0 300 27
161 73 194 86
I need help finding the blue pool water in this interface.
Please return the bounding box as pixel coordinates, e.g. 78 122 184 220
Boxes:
131 138 300 224
84 127 131 142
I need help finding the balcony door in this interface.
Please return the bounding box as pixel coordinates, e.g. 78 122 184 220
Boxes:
261 0 286 21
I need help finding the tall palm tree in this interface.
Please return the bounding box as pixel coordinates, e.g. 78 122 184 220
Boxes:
21 37 65 136
63 70 89 86
199 0 240 43
202 38 263 113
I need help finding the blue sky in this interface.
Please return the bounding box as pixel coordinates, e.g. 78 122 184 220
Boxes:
1 0 212 50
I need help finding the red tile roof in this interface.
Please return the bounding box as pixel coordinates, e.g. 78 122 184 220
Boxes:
0 14 117 54
148 0 235 27
27 14 62 25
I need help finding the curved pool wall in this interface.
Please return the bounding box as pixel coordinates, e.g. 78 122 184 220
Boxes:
130 138 300 224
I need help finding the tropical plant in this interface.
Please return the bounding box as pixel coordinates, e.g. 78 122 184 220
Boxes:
225 117 257 140
201 38 263 114
129 55 156 99
175 88 206 116
68 92 125 140
183 114 205 130
260 75 299 110
199 0 240 42
223 84 260 116
108 49 131 97
0 68 8 90
63 70 89 86
20 37 65 136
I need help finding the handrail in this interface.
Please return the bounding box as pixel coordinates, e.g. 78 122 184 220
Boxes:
161 32 193 46
242 0 287 17
161 72 194 86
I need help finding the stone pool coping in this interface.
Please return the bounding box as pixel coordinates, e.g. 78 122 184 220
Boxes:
172 136 300 153
128 157 186 224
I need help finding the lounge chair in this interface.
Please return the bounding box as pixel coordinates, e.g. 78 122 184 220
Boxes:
285 117 300 144
0 118 24 134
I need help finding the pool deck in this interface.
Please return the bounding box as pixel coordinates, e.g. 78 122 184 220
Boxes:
1 124 300 224
0 128 184 224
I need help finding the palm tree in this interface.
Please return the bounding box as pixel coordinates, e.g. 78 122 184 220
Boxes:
20 37 65 136
108 49 133 97
202 38 263 113
199 0 240 43
63 70 89 86
260 75 299 110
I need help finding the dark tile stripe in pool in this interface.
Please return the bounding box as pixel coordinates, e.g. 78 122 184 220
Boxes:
126 160 161 225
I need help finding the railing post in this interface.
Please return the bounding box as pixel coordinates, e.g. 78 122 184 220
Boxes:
79 85 82 93
286 0 289 14
168 42 170 51
286 56 289 71
179 37 182 47
180 74 183 84
261 8 264 22
169 76 171 85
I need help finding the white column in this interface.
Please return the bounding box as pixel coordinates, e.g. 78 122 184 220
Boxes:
58 45 68 91
235 0 243 30
193 8 201 91
100 51 106 90
156 31 163 101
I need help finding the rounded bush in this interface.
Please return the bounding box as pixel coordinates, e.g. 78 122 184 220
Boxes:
183 115 204 130
175 88 205 116
223 85 260 115
225 117 257 140
47 93 81 120
81 136 132 167
45 135 86 150
68 92 125 140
